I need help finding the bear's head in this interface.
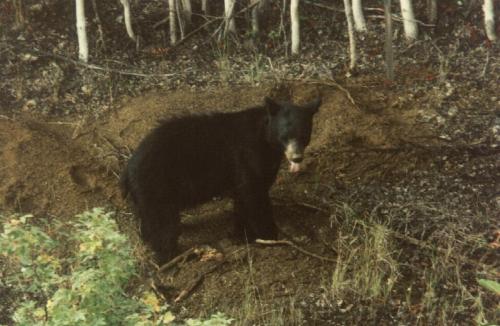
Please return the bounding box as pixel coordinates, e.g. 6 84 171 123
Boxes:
265 97 321 173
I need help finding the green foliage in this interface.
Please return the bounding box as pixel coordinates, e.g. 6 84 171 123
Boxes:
186 312 233 326
0 208 232 326
477 279 500 296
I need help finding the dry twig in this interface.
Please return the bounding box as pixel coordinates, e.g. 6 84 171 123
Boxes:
13 44 177 78
174 261 224 303
290 201 499 277
256 239 337 262
157 247 197 274
290 78 360 110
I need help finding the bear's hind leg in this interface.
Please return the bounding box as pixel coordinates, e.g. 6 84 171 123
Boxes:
138 203 180 263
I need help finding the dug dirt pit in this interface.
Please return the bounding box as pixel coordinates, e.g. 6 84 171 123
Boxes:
0 81 498 324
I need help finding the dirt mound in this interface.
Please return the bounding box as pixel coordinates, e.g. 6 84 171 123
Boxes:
0 81 422 217
0 118 113 217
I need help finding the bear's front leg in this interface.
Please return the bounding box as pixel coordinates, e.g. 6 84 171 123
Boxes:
233 185 278 242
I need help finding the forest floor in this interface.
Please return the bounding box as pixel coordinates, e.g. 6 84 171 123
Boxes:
1 1 499 325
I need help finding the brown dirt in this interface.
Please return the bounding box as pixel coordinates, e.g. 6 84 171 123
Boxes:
1 80 498 324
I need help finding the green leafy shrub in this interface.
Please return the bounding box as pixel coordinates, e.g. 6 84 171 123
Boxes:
0 208 232 325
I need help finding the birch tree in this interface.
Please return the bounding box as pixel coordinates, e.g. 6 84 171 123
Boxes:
201 0 208 14
175 0 186 38
399 0 418 40
384 0 394 80
169 0 177 44
290 0 300 55
352 0 367 32
180 0 192 30
119 0 136 41
427 0 437 25
251 0 269 36
224 0 237 35
483 0 497 42
343 0 357 69
13 0 26 27
76 0 88 62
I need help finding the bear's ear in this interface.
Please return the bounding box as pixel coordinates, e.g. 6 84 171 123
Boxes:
304 97 322 114
265 97 281 116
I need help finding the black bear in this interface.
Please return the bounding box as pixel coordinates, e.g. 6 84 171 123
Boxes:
121 97 321 262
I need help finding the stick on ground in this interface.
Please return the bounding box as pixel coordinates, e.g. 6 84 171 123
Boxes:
256 239 337 262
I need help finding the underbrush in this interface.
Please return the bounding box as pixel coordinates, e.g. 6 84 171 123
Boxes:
0 208 232 325
318 200 499 325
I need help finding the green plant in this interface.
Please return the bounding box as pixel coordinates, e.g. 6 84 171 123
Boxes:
186 312 233 326
0 208 231 325
477 279 500 296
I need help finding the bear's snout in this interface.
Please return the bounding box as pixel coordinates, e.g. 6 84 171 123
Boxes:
285 140 305 173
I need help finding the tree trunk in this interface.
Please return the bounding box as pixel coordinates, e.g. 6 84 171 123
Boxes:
399 0 418 40
13 0 26 27
224 0 237 35
169 0 177 44
76 0 89 62
352 0 367 32
175 0 186 39
426 0 437 25
290 0 300 55
201 0 208 14
343 0 357 70
384 0 394 80
119 0 136 41
251 0 261 35
483 0 497 42
180 0 192 30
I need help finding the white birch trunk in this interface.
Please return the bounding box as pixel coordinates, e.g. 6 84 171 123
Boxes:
224 0 236 35
13 0 26 27
427 0 437 24
399 0 418 40
484 0 497 42
343 0 357 69
352 0 367 32
251 0 260 35
290 0 300 55
180 0 192 28
169 0 177 44
76 0 88 62
384 0 394 80
175 0 185 38
201 0 207 13
119 0 136 41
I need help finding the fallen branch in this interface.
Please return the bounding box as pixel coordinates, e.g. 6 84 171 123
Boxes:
479 49 490 78
368 14 436 27
174 274 204 303
287 201 499 277
389 230 498 277
256 239 337 262
157 247 197 274
174 261 224 302
288 78 360 111
13 44 177 78
304 2 436 27
153 16 169 29
0 115 15 121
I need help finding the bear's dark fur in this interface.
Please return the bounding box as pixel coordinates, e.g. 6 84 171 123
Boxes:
121 97 321 262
